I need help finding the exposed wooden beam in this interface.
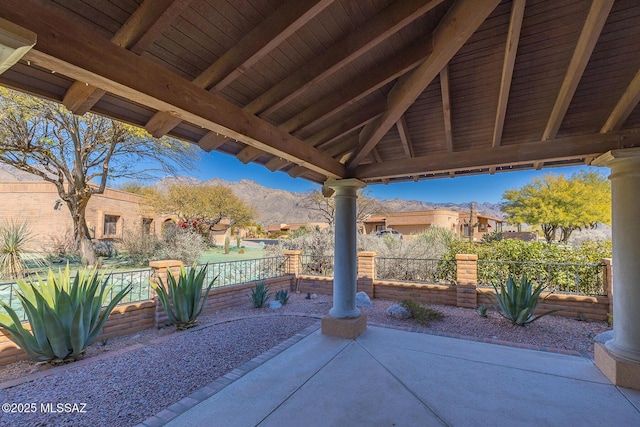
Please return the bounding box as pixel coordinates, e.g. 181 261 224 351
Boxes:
144 0 332 139
197 0 333 92
355 132 639 180
542 0 614 141
234 38 433 164
347 0 501 170
265 105 385 171
439 65 453 153
145 110 182 138
198 132 229 151
287 165 309 178
601 68 640 133
62 0 186 115
285 39 433 134
371 148 383 163
247 0 445 116
6 0 345 179
492 0 525 148
396 115 415 158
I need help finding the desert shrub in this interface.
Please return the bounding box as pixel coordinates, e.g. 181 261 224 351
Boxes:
440 238 611 294
120 229 163 266
0 220 47 279
93 240 118 258
400 298 444 326
160 227 206 266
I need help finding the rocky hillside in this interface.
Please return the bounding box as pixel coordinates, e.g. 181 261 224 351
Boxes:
155 176 504 225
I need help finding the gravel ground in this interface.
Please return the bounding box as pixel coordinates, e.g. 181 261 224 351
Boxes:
0 293 610 427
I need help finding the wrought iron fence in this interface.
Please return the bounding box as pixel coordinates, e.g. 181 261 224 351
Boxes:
0 268 153 322
193 256 289 287
299 255 335 277
477 260 605 296
375 257 457 285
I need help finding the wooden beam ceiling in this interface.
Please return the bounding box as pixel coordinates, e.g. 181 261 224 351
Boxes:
3 0 345 179
346 0 502 170
492 0 525 148
601 68 640 133
396 115 415 158
439 65 453 153
355 131 640 180
541 0 615 141
62 0 187 115
145 0 333 139
235 36 434 165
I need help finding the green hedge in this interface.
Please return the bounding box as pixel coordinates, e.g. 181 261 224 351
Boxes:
441 239 611 295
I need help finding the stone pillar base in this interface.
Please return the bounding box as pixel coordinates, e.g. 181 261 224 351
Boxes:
595 343 640 390
321 314 367 339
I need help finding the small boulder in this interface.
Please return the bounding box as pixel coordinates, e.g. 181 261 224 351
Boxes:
387 303 411 320
310 293 318 299
269 301 282 310
356 291 373 308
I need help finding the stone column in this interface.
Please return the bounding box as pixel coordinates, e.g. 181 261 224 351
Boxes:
321 178 367 338
593 148 640 389
455 254 478 309
357 251 377 297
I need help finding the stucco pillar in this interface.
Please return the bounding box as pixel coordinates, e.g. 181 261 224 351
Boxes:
321 178 367 338
593 148 640 389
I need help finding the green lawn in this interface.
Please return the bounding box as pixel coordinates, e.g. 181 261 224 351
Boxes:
196 246 267 264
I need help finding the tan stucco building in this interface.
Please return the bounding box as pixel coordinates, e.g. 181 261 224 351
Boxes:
0 179 164 252
363 209 502 241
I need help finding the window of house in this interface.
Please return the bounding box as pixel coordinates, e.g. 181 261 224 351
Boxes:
478 223 487 232
375 225 384 232
104 215 119 236
142 218 153 235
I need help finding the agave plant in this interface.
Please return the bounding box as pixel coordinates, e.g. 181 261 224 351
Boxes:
275 289 289 305
491 274 557 326
249 282 271 308
0 266 131 362
151 264 217 330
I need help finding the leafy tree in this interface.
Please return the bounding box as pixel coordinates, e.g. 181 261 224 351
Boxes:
502 171 610 243
152 183 255 239
302 189 383 227
0 88 199 265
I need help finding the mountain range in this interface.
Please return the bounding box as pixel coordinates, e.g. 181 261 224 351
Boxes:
157 176 504 225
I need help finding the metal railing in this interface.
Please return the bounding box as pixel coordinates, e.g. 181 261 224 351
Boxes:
0 268 153 322
477 260 605 296
193 256 289 287
299 255 335 277
375 257 457 285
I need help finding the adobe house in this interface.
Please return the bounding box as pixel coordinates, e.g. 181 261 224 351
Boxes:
1 0 639 389
0 164 165 251
267 222 330 237
363 209 502 240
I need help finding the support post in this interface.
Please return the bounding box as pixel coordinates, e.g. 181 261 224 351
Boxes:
149 260 183 328
321 178 367 338
455 254 478 308
592 148 640 389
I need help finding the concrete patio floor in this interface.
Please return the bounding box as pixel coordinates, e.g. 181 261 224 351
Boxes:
141 324 640 427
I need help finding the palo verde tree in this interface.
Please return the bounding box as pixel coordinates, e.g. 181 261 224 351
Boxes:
302 189 383 228
152 183 255 238
0 88 199 265
502 171 610 243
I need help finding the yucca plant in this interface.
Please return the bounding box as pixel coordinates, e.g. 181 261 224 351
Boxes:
0 266 131 362
151 264 216 330
249 282 271 308
0 220 47 279
491 274 557 326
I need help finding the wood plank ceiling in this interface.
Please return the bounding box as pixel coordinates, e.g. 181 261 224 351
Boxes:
0 0 639 185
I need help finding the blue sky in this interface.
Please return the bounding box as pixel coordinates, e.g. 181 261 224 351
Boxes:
190 151 606 205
